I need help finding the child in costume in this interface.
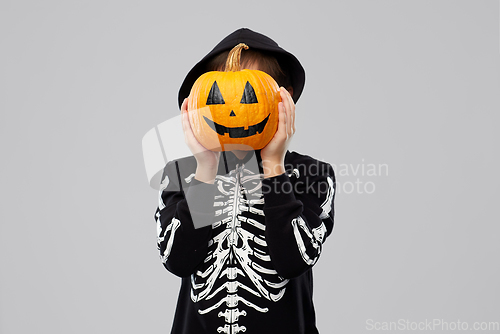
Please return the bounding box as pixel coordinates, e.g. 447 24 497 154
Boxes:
155 28 336 334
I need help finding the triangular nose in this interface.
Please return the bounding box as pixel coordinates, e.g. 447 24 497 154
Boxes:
229 110 236 116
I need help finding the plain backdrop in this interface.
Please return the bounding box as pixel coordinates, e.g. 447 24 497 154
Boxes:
1 1 499 333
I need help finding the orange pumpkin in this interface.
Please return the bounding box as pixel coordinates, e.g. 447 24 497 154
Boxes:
188 43 281 151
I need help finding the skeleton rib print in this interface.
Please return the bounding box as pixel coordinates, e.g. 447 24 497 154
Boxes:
188 164 288 334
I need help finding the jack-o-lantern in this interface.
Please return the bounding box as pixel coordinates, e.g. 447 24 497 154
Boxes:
188 43 281 151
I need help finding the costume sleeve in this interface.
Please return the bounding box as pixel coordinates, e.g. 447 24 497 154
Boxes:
154 160 216 278
261 160 336 279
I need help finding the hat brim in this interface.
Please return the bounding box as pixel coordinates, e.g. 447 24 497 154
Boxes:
178 28 305 109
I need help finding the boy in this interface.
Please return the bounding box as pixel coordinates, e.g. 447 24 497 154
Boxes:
155 28 336 334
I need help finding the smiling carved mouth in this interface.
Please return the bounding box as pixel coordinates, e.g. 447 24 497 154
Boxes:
203 114 270 138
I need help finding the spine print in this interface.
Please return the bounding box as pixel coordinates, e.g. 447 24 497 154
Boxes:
190 164 288 333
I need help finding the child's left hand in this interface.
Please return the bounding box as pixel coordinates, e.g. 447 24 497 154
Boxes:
261 87 295 178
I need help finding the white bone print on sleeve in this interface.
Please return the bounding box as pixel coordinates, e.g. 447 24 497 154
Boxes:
291 175 335 265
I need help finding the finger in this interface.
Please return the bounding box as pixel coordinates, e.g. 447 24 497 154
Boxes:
181 97 188 113
282 88 295 134
287 89 295 112
182 112 205 154
280 88 292 137
181 98 187 130
181 100 196 142
277 101 287 137
280 87 290 114
181 98 191 136
181 102 190 134
288 93 296 134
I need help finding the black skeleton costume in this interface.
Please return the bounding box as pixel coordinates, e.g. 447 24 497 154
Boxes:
155 150 336 334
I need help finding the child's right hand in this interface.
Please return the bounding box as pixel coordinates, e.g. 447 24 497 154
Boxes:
181 97 221 182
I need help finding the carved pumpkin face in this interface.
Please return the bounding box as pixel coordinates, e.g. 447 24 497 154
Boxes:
188 44 280 151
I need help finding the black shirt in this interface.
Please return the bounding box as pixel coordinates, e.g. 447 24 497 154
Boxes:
155 150 336 334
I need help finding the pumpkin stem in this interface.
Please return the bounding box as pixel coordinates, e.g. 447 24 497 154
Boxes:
225 43 249 72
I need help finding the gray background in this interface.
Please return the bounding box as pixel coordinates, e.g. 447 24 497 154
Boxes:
1 1 499 333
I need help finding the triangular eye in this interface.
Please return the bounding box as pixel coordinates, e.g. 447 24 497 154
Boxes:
206 81 225 105
240 81 258 104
